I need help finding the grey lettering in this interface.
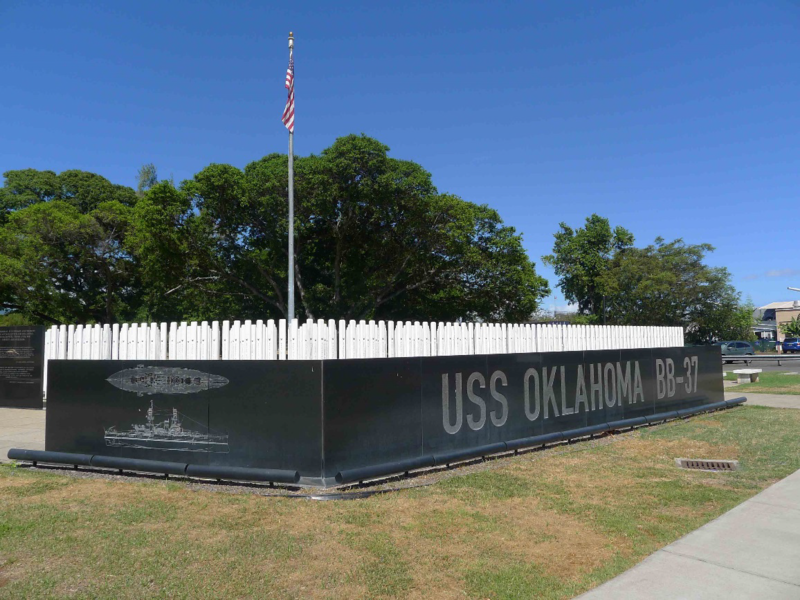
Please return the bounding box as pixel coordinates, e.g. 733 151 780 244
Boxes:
666 358 675 397
543 367 559 419
560 365 574 414
466 372 486 431
490 371 509 427
656 359 666 399
524 368 541 421
633 362 644 403
604 362 617 408
616 361 632 404
575 365 589 413
442 373 463 434
589 363 602 410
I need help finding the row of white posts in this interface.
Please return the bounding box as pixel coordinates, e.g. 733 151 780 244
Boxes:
42 319 684 394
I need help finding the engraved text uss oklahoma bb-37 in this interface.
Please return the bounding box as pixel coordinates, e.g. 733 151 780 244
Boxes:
106 365 229 396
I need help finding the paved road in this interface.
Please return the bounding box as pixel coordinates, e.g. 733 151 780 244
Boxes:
723 359 800 373
578 468 800 599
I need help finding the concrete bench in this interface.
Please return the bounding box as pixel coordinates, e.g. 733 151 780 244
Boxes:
732 368 761 383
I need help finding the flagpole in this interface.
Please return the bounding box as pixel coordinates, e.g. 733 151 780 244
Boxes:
287 31 295 324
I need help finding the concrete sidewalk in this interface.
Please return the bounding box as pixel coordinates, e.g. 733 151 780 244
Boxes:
725 391 800 409
578 468 800 599
0 407 45 463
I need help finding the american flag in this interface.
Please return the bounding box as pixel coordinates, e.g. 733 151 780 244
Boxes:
282 56 295 133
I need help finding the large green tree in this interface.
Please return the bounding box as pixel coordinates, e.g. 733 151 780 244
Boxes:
125 181 234 321
542 214 634 318
544 215 753 343
131 134 550 322
0 169 139 323
0 168 136 223
2 137 549 324
715 300 757 342
595 236 747 343
0 169 59 224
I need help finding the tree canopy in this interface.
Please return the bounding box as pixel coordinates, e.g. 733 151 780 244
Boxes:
0 168 137 226
0 169 139 323
542 214 634 315
544 215 751 343
0 135 550 324
136 163 159 197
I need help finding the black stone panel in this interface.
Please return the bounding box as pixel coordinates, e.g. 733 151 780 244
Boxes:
650 346 722 413
47 361 209 463
421 354 490 456
421 351 594 456
0 326 44 409
416 347 723 460
206 361 322 476
41 347 724 485
619 349 657 420
322 357 421 479
46 360 323 477
693 345 725 401
553 350 598 431
485 352 547 442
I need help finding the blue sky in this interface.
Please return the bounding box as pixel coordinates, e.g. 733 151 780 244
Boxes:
2 0 798 310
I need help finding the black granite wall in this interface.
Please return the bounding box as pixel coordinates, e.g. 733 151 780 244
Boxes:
45 346 723 485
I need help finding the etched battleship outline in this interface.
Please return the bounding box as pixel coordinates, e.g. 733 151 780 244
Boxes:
104 399 229 453
106 365 229 396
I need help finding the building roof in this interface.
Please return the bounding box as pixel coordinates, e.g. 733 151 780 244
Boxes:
760 301 800 310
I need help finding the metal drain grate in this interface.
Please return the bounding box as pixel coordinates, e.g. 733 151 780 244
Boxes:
675 458 739 472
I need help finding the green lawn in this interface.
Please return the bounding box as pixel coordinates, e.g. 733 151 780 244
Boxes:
1 406 799 599
725 370 800 394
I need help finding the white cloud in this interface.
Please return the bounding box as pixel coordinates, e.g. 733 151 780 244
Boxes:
765 269 800 278
556 303 578 313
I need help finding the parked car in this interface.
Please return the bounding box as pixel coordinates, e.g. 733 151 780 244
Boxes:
713 341 755 363
783 338 800 353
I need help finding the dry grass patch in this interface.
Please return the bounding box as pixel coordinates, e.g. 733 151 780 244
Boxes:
483 498 620 579
282 536 367 599
621 436 740 462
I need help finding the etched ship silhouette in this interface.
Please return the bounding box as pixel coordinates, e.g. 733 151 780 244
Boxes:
106 365 229 396
104 400 229 453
